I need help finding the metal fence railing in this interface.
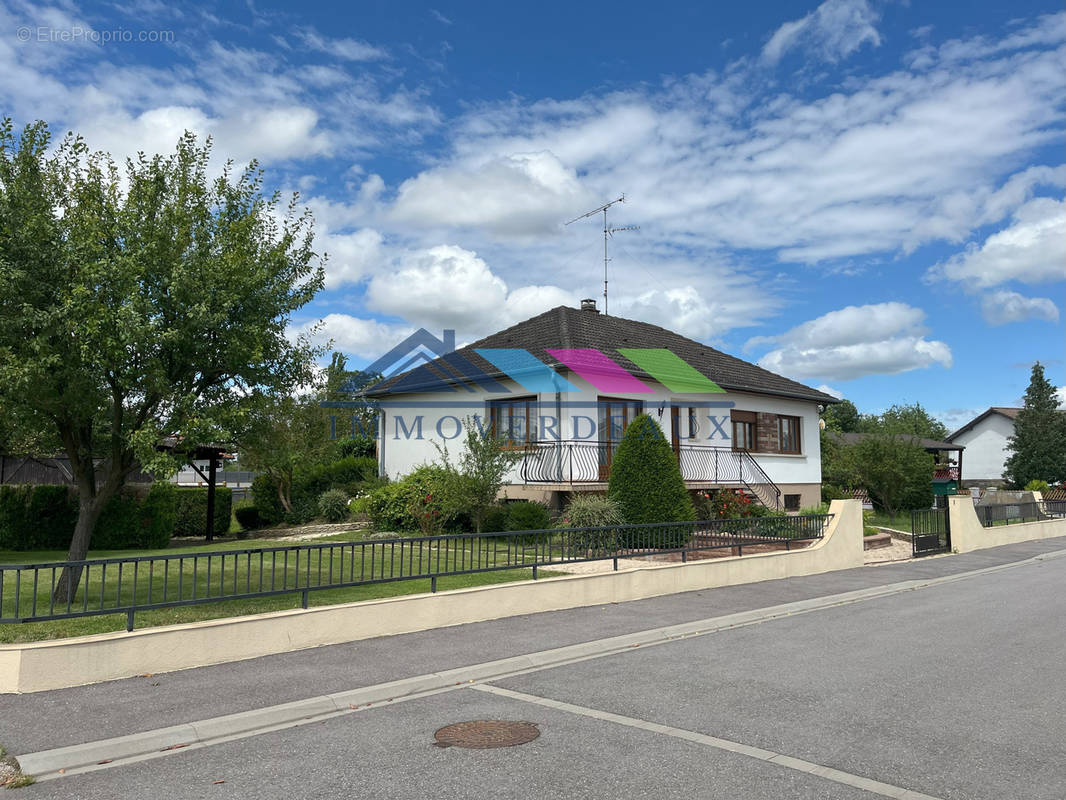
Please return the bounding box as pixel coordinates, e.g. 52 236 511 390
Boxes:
977 500 1065 528
518 441 782 508
0 515 831 631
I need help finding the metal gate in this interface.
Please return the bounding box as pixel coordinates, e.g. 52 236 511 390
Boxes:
911 508 950 556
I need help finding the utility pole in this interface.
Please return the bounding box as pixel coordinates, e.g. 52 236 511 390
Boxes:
566 195 638 315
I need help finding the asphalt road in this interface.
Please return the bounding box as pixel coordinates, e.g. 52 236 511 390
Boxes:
8 539 1066 799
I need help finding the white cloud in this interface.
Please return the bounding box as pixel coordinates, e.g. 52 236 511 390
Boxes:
815 384 845 400
320 228 386 288
366 245 508 331
292 314 413 360
929 198 1066 289
391 151 594 237
762 0 881 65
502 285 578 323
1058 387 1066 409
293 28 388 62
755 303 953 381
364 244 580 337
980 290 1059 326
424 13 1065 272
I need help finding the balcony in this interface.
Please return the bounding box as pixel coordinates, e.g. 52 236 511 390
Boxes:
517 441 781 508
933 465 960 481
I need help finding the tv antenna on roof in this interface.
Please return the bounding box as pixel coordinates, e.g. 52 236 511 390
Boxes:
566 195 638 316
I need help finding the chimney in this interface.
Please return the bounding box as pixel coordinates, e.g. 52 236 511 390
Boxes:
580 298 599 313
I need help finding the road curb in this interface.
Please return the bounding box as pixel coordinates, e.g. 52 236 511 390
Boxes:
17 546 1066 780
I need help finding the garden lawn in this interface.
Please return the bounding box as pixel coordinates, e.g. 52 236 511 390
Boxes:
0 532 563 643
865 509 926 531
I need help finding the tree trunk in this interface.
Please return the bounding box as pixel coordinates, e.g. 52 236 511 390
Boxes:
277 478 293 514
52 493 108 605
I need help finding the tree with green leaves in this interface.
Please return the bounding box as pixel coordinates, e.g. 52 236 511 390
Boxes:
239 389 334 515
869 403 949 441
323 352 379 459
844 434 933 519
822 399 861 432
0 120 324 596
1003 362 1066 487
434 417 523 533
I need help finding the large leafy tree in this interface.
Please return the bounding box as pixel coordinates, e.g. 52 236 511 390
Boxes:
1003 362 1066 487
239 390 334 515
869 403 949 441
844 434 934 519
324 352 379 458
822 399 861 432
0 120 324 592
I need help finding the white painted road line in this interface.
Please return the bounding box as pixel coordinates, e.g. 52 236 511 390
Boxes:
473 684 944 800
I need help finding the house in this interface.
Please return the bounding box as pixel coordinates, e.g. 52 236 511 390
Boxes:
363 300 839 511
826 432 964 504
945 407 1020 486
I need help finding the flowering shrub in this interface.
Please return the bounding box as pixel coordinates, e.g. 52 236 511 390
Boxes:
409 491 445 535
365 465 465 533
695 488 754 519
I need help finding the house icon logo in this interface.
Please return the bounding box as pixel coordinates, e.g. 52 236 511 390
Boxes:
363 329 456 378
337 328 458 396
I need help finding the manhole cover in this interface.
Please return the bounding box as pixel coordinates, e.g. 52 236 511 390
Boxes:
434 720 540 749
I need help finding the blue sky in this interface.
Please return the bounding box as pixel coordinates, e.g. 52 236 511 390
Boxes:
1 0 1063 430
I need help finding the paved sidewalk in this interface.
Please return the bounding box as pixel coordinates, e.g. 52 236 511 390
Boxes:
3 535 1065 757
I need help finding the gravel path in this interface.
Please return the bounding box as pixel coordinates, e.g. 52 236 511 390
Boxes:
864 536 913 564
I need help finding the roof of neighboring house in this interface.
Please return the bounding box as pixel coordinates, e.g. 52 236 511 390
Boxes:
946 407 1021 441
364 305 840 404
827 431 964 452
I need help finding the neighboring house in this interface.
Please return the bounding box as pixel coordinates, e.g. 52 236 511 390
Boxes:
363 300 839 511
945 407 1020 486
826 432 964 503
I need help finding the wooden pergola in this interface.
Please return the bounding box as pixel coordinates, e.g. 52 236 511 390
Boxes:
159 438 234 542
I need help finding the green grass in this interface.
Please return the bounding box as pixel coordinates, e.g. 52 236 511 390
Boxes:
0 531 563 643
0 745 34 788
865 510 925 530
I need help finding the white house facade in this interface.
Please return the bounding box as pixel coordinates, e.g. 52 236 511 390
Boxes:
364 302 838 511
946 408 1020 485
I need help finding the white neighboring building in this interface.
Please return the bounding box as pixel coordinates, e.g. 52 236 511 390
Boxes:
363 301 839 511
946 407 1020 485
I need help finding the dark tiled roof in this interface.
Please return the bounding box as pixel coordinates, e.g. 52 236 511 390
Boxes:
828 431 963 451
365 305 839 404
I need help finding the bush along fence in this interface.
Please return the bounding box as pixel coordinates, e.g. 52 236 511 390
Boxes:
0 514 832 631
0 484 232 551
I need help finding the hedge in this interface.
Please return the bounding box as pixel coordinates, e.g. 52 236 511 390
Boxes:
173 487 233 538
607 414 695 548
0 483 176 551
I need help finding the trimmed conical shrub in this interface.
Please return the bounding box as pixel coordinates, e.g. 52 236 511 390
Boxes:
607 413 695 548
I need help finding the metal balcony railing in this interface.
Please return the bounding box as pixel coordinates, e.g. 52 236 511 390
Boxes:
518 441 782 509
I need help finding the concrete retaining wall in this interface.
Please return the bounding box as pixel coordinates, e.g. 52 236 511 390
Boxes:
0 500 864 693
948 493 1066 552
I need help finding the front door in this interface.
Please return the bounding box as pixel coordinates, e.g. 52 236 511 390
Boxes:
597 397 642 480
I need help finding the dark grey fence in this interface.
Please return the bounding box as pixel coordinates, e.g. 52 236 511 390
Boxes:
0 515 831 631
977 500 1064 528
0 456 154 486
911 508 950 556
